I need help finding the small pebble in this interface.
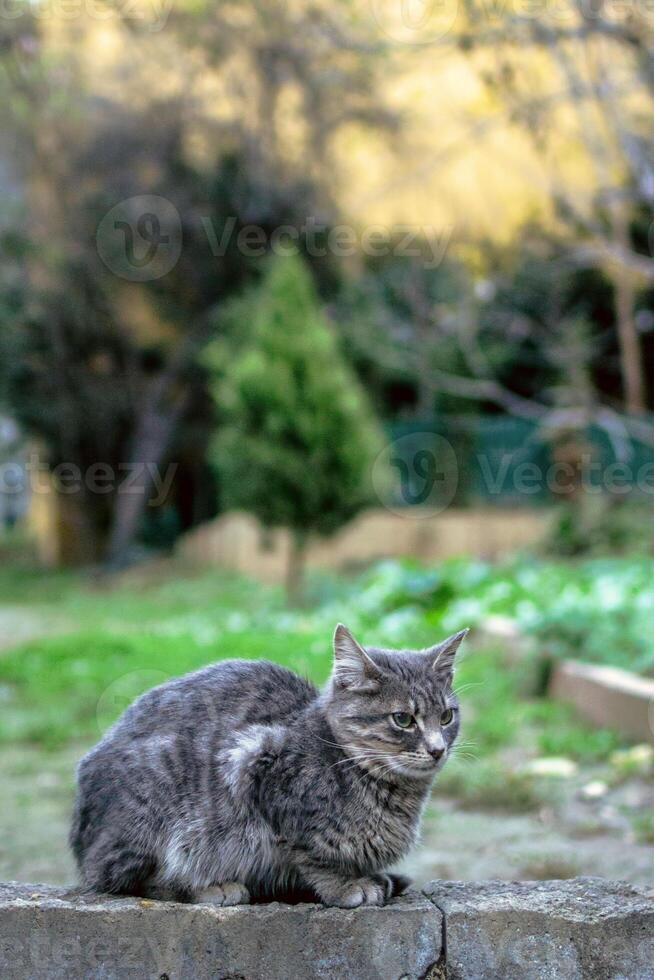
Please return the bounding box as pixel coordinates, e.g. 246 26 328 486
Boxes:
581 780 608 799
523 757 578 778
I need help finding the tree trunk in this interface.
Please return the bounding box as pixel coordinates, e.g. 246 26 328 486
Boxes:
285 530 307 606
56 489 105 566
105 391 182 569
415 368 436 419
614 271 647 416
612 208 647 416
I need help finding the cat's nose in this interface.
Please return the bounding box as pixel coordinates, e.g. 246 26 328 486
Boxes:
425 732 445 760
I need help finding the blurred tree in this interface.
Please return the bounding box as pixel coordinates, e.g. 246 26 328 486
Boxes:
458 0 654 417
331 233 618 426
0 2 394 565
168 0 398 186
332 247 473 419
477 232 619 409
207 255 383 602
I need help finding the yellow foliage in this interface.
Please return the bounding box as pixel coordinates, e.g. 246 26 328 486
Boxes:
37 0 652 247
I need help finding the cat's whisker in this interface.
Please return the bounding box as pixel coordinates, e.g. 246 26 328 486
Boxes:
352 764 391 787
317 744 395 773
368 763 402 784
330 753 398 775
452 682 482 696
449 747 480 762
315 736 344 748
327 753 389 771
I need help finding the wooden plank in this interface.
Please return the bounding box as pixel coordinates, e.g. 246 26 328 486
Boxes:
549 659 654 745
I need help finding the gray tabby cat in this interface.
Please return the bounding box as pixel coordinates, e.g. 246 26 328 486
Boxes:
70 623 468 907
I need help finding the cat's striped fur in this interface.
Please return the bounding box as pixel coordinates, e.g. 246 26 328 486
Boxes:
70 624 467 906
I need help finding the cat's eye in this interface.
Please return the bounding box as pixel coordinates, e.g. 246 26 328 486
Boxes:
392 712 415 729
440 708 454 726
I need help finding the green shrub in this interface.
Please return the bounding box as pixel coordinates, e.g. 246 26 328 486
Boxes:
437 760 544 812
207 254 384 601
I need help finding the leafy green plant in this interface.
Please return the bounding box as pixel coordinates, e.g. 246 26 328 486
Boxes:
207 254 384 603
631 812 654 845
0 556 635 776
437 761 544 812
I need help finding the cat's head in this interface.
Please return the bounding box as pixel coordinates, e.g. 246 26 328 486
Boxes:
323 623 469 780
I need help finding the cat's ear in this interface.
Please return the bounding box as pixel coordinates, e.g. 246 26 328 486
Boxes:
426 628 469 675
332 624 382 692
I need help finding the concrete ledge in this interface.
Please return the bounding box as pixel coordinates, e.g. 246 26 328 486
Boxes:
177 508 549 582
549 659 654 745
0 882 442 980
425 878 654 980
1 878 653 979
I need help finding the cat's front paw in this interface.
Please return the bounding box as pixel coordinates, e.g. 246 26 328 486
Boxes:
196 882 251 906
321 877 387 908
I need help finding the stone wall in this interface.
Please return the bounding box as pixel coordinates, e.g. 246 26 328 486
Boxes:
2 877 653 979
177 508 550 584
549 659 654 747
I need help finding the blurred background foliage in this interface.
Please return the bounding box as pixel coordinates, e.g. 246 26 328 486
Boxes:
2 0 654 573
1 553 652 886
1 0 654 890
207 254 384 599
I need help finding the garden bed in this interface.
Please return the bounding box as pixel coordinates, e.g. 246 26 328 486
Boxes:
1 557 653 890
549 660 654 746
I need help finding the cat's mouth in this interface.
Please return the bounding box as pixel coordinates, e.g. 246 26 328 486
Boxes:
396 753 446 778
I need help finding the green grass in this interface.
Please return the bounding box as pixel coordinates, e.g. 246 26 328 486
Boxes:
0 629 332 748
0 557 631 804
0 553 649 890
437 761 546 812
432 556 654 676
0 562 338 748
631 812 654 845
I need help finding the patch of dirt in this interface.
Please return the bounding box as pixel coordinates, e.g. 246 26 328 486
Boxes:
403 782 654 888
0 745 79 885
0 608 64 653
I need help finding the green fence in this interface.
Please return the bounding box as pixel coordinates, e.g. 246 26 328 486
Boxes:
387 415 654 509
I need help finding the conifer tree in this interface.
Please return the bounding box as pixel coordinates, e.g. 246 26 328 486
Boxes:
210 255 384 602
